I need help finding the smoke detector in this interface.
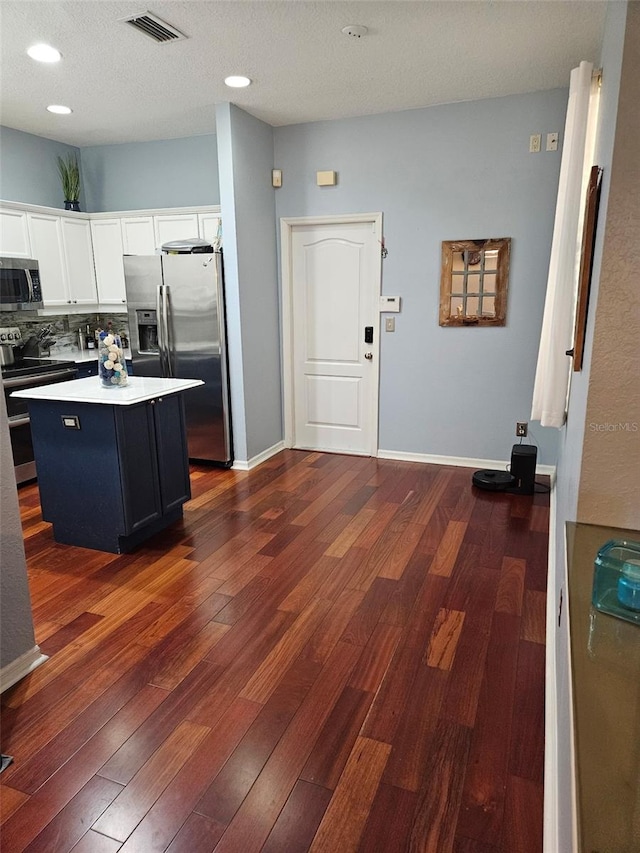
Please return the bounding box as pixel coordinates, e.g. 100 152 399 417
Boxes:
122 11 187 43
341 25 368 39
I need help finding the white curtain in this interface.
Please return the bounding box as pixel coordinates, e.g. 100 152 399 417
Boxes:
531 61 600 428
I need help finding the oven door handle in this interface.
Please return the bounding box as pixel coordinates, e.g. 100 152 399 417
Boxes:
8 416 30 428
3 368 77 389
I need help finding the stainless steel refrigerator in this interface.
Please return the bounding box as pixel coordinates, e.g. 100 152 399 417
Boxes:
123 251 232 466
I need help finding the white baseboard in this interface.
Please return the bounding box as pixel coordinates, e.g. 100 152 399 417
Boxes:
543 484 558 852
377 448 556 480
0 645 48 694
232 440 285 471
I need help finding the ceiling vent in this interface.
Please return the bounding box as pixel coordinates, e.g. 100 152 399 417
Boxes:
122 11 187 43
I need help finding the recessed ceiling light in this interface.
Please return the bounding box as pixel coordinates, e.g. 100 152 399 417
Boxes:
28 43 62 63
47 104 72 115
224 75 251 88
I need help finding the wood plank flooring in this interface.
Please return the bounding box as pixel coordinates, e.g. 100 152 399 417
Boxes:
1 450 548 852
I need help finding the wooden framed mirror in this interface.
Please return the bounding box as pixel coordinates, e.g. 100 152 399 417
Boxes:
439 238 511 326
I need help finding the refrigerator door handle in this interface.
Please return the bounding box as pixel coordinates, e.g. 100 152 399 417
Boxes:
162 283 174 377
156 283 167 376
156 283 163 374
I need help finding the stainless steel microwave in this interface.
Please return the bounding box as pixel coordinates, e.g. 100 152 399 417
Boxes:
0 257 44 310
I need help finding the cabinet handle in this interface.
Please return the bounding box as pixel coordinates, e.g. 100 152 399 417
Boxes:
67 299 71 303
149 400 155 405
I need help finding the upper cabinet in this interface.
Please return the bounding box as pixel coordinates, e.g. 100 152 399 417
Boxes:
90 219 127 305
0 201 221 312
27 212 97 308
120 211 216 255
27 212 69 306
121 216 156 255
154 213 200 248
198 213 221 247
0 208 32 258
60 218 98 306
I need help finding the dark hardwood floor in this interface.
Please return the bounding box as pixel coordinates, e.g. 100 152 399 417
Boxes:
0 450 547 852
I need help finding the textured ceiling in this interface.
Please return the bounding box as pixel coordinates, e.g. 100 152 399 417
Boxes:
0 0 607 147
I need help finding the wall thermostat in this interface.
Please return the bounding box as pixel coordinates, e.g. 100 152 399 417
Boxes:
380 296 401 312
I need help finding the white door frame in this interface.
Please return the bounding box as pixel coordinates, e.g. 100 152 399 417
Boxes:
280 212 383 456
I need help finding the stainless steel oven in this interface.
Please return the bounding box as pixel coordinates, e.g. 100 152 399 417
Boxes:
3 360 77 483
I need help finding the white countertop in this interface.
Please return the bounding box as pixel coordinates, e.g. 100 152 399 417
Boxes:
11 375 203 406
38 347 133 364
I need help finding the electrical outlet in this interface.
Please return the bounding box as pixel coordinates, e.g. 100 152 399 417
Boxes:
529 134 541 153
516 422 528 437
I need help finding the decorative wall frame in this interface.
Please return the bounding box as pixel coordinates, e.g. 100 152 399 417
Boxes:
439 238 511 326
571 166 603 371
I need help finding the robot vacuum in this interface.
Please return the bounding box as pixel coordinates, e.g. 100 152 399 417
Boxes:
472 469 517 491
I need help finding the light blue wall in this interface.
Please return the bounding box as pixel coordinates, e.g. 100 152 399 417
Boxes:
80 135 220 212
0 128 219 213
216 103 281 463
0 126 83 209
274 90 568 465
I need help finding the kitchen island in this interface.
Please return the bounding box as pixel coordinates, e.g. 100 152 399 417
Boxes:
12 376 203 553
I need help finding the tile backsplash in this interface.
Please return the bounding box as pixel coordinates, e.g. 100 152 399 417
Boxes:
0 311 129 356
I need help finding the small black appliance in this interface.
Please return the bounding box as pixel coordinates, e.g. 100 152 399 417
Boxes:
472 444 538 495
472 470 516 491
509 444 537 495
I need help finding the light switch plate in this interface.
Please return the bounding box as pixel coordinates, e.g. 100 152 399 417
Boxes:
272 169 282 188
385 317 395 332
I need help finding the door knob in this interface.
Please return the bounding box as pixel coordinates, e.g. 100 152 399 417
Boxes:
364 352 373 360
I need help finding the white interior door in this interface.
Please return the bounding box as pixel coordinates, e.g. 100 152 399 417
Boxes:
286 216 381 456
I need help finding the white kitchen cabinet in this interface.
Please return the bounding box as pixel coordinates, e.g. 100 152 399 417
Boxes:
91 219 127 305
198 213 221 247
121 216 156 255
60 218 98 306
27 213 98 309
27 212 68 306
154 213 200 248
0 208 32 257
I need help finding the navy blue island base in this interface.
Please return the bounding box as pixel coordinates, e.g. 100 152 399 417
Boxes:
28 392 191 553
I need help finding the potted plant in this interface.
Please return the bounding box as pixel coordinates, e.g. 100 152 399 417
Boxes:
57 154 81 211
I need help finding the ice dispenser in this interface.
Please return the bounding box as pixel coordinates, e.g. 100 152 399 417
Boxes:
137 309 159 353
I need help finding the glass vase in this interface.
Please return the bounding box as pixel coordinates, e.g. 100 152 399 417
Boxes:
98 332 128 388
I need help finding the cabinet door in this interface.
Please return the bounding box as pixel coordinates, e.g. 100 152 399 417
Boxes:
154 213 200 249
0 208 32 257
153 394 190 514
91 219 127 305
115 402 162 532
198 213 221 247
121 217 156 255
27 213 69 306
61 218 98 306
